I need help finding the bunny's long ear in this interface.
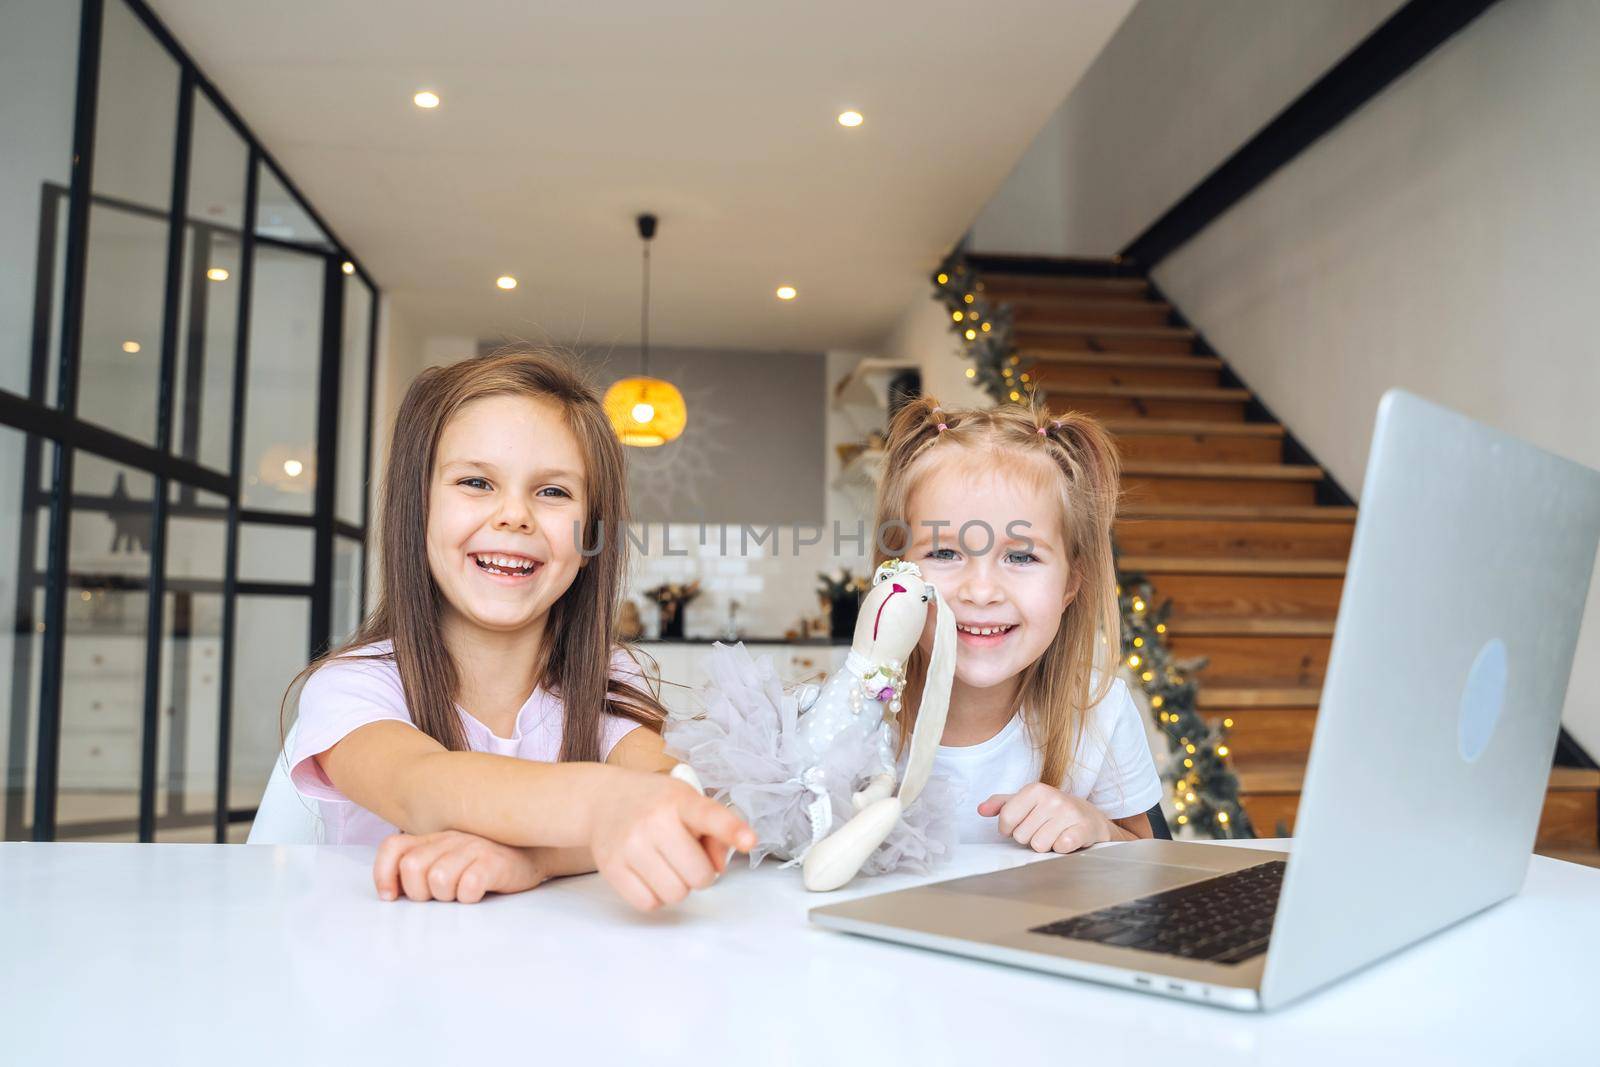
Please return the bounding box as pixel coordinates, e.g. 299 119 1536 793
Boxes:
898 582 956 806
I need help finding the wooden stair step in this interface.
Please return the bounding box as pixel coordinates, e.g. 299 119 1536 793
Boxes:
1020 322 1195 339
1011 302 1175 328
1144 573 1345 622
1197 686 1322 709
1030 352 1221 390
1235 763 1599 847
1123 461 1323 482
1170 633 1332 688
1022 329 1197 356
1102 418 1283 437
1122 464 1324 507
1160 616 1337 636
1053 393 1248 421
1004 293 1169 312
1120 556 1346 577
1029 352 1222 370
1237 763 1600 795
1115 518 1354 561
979 274 1149 299
1054 385 1248 402
1118 503 1358 522
1109 419 1286 463
1205 707 1318 760
1550 767 1600 790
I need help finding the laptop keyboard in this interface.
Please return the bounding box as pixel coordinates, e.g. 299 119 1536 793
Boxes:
1029 860 1285 966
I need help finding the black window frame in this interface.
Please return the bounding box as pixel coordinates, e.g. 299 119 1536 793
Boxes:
2 0 379 842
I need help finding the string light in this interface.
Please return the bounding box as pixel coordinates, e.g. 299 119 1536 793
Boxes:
1128 654 1141 668
952 311 964 322
937 273 949 284
963 293 974 304
1217 745 1230 757
965 329 977 340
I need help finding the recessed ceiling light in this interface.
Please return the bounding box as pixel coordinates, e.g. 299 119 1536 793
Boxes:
206 267 229 282
341 261 355 275
775 285 797 301
414 90 440 109
837 110 864 128
121 340 140 354
496 275 518 290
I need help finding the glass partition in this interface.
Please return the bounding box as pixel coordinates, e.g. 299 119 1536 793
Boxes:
0 0 378 841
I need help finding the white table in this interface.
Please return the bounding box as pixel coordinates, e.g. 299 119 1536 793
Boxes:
1 839 1592 1064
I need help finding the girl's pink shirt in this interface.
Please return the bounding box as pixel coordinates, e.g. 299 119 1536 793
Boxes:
287 641 648 845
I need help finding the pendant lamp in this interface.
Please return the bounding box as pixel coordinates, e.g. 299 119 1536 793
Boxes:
604 213 687 447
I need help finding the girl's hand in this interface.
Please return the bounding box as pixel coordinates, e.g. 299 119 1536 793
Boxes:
589 770 756 911
978 784 1116 853
374 830 549 903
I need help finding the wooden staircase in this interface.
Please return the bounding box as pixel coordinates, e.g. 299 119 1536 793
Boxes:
977 262 1600 863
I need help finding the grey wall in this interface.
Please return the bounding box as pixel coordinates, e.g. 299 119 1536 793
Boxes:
569 344 826 525
966 0 1406 256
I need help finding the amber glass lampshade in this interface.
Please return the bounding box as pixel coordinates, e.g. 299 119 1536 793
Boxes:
604 375 687 447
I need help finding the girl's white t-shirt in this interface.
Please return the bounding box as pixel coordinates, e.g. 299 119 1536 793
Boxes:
930 675 1163 843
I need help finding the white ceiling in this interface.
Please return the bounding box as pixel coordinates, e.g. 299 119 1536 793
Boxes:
149 0 1133 352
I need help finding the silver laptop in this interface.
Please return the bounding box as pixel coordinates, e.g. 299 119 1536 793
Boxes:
811 389 1600 1011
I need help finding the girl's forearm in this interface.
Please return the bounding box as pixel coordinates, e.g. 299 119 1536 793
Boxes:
523 845 597 880
398 751 616 847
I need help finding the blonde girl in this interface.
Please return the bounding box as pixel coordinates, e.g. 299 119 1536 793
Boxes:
285 351 753 910
875 396 1161 851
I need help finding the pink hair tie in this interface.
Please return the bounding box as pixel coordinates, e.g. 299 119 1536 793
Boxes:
1037 426 1047 436
937 423 948 432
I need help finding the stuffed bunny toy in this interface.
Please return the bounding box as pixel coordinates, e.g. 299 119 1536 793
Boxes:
664 559 959 890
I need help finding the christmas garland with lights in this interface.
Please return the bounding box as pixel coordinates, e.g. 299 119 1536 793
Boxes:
1118 574 1255 839
930 250 1255 839
930 250 1037 405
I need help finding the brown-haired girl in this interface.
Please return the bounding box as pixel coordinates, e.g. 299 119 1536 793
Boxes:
285 351 753 910
874 396 1161 852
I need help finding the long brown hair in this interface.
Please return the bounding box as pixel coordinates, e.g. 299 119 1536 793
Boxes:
873 395 1122 787
285 350 665 760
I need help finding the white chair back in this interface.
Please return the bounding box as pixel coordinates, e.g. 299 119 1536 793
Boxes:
246 721 325 844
